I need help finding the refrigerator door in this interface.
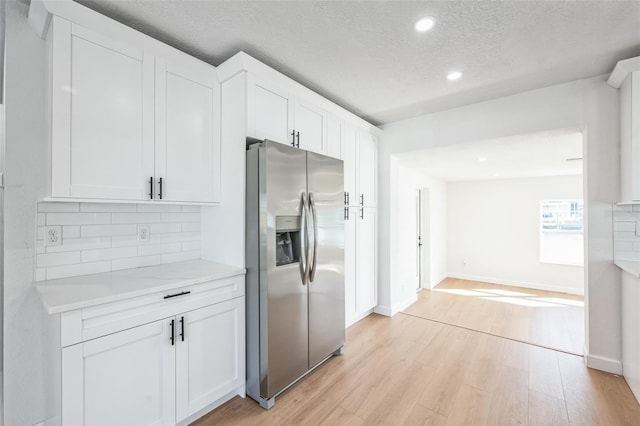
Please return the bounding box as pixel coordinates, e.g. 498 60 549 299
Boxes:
307 152 345 368
263 141 310 398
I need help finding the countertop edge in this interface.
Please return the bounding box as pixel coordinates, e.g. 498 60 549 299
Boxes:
615 260 640 278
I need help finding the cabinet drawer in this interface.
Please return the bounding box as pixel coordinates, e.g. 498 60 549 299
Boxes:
61 275 244 347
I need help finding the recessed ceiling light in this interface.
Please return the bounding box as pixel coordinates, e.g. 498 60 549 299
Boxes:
447 71 463 81
414 17 435 33
478 157 488 162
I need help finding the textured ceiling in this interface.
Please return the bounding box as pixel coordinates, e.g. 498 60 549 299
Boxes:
397 130 583 182
74 0 640 125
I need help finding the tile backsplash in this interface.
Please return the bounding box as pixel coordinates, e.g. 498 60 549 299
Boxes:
613 204 640 262
36 202 201 281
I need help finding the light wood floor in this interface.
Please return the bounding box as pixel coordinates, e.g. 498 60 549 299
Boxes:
404 278 585 355
194 312 639 425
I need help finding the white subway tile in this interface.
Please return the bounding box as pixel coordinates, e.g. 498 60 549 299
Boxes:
149 223 182 234
37 213 46 226
35 268 46 282
46 212 110 225
616 251 640 262
46 237 111 253
37 251 81 267
614 221 636 232
614 204 633 213
37 227 44 241
82 246 137 262
181 222 201 232
182 241 201 251
112 255 161 271
80 202 137 213
616 241 634 252
180 205 201 213
161 213 200 223
633 242 640 252
36 245 46 254
112 212 162 224
111 234 160 247
161 250 200 264
633 205 640 213
46 261 111 280
137 204 181 213
138 243 181 256
161 232 201 243
63 226 81 239
615 231 639 241
81 224 137 237
38 202 80 212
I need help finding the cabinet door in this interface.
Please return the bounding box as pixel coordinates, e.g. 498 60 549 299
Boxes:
248 77 294 146
343 124 358 206
62 319 175 426
51 18 155 200
326 114 343 159
358 130 377 207
344 207 357 326
176 297 245 421
155 57 221 203
356 207 376 313
294 97 326 154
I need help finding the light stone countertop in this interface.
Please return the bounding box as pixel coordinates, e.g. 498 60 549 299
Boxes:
36 259 246 314
615 260 640 279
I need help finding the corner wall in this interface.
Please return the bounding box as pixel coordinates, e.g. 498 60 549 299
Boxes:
379 75 620 373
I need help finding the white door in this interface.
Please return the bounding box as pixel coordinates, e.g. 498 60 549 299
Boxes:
62 319 176 426
344 206 357 326
358 131 377 207
356 207 376 313
176 298 245 421
249 78 293 145
414 190 421 292
51 19 154 200
294 97 326 154
155 57 220 203
343 124 358 206
420 188 431 289
326 114 343 159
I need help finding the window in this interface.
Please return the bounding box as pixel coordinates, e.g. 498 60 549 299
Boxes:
540 200 584 266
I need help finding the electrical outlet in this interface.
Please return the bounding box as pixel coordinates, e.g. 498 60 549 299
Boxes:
138 225 150 242
44 226 62 247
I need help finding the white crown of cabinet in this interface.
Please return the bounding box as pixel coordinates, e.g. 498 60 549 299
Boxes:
48 17 221 204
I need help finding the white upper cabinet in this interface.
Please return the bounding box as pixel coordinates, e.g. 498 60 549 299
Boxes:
293 96 327 154
358 130 377 207
51 20 155 200
326 114 343 160
249 78 293 145
155 57 221 203
48 16 221 204
343 124 358 205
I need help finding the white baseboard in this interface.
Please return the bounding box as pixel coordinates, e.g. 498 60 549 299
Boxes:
446 272 584 296
374 294 418 317
346 308 374 328
586 353 622 374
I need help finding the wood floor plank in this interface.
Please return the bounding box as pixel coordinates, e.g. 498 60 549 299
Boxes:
528 390 570 426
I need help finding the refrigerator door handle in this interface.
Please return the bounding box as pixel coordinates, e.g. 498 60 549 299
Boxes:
300 192 309 285
308 192 319 282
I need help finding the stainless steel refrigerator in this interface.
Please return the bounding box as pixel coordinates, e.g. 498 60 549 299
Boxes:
245 139 345 409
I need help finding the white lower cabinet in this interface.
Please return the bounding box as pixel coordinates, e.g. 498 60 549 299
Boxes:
61 292 245 425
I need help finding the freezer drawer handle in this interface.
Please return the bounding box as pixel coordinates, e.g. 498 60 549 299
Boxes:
163 290 191 299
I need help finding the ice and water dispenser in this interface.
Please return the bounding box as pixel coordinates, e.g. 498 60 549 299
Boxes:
275 216 302 266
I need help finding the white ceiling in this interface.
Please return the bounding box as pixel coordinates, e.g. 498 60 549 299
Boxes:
396 130 583 182
74 1 640 126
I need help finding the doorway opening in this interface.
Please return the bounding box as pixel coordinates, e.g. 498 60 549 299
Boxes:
397 129 585 355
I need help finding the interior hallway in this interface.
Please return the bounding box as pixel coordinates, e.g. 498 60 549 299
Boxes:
195 311 638 425
406 278 585 355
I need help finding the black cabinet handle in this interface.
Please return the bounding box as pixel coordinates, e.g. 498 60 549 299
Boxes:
149 177 154 200
180 316 185 342
360 194 364 206
170 319 175 346
296 131 300 148
347 192 350 205
163 290 191 299
158 177 163 200
360 208 364 219
291 130 296 147
344 207 349 221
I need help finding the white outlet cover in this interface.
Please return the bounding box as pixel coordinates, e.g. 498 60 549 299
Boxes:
44 225 62 247
138 225 151 242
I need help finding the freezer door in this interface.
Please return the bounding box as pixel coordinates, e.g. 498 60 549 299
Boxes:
307 152 345 368
262 141 310 398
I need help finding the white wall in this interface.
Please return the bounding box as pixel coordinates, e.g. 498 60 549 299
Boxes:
380 75 621 373
446 175 584 295
4 2 50 424
417 172 447 289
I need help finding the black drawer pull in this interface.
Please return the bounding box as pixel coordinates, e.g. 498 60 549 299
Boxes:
163 290 191 299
